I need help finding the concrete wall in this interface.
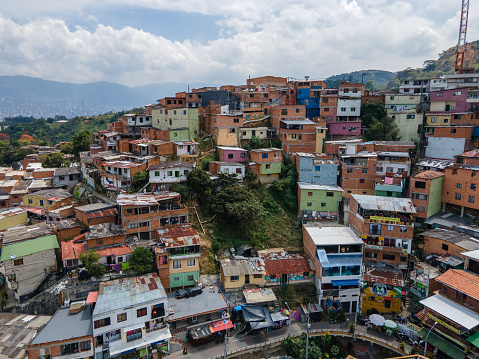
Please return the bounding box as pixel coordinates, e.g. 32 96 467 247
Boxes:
298 187 342 212
298 159 338 185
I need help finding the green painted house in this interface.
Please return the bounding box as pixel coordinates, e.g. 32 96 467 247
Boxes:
298 182 343 220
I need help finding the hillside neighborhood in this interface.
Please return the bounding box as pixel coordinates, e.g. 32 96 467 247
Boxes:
3 72 479 359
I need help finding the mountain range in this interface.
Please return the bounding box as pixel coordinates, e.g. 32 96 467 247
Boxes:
2 40 479 119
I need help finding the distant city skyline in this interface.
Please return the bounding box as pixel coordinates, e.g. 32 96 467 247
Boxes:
0 0 476 87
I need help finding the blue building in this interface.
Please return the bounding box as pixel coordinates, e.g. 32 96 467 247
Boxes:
297 87 321 120
296 153 340 186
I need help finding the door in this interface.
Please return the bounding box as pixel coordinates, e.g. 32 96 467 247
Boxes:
245 275 250 284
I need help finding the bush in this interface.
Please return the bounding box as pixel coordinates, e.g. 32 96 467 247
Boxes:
129 247 154 274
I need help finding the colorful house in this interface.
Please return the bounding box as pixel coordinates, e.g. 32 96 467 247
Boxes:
297 182 343 221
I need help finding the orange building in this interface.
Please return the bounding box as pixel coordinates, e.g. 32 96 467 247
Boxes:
249 148 283 184
270 105 306 130
117 192 188 241
341 152 377 197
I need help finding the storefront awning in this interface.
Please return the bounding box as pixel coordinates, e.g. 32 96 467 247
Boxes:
210 319 233 333
321 255 362 268
420 294 479 330
418 328 466 359
109 328 171 357
467 331 479 348
331 279 360 286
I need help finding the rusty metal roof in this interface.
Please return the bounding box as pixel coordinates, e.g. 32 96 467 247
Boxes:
413 170 445 180
86 208 117 219
263 257 311 275
363 266 404 287
156 225 200 248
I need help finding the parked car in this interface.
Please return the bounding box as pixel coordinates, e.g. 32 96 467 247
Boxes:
175 289 189 299
188 286 203 297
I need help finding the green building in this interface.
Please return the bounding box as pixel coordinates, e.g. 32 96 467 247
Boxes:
298 182 343 220
374 183 404 198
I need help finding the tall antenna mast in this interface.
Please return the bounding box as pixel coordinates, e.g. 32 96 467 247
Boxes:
455 0 470 72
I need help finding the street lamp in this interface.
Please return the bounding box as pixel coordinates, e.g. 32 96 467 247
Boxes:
424 321 438 357
284 302 291 337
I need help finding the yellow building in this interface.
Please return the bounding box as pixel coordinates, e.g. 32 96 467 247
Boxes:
361 285 401 315
0 208 28 231
23 188 73 209
316 126 327 153
220 258 265 292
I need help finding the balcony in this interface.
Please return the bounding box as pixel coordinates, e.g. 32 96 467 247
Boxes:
364 244 404 254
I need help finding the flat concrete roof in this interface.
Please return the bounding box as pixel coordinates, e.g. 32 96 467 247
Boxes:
167 286 228 322
303 223 363 246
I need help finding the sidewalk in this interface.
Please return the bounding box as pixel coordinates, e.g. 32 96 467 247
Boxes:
168 314 409 359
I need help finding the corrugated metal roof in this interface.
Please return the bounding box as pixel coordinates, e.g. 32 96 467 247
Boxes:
420 293 479 329
220 258 265 276
148 161 194 171
298 182 343 192
117 192 181 206
0 235 59 261
352 194 416 213
156 225 200 248
363 267 403 287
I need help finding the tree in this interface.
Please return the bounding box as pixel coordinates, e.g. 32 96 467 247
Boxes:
132 171 149 192
61 142 74 154
330 345 340 357
361 100 387 128
78 250 106 279
41 152 64 168
364 116 400 141
365 79 375 92
129 247 154 274
170 183 188 203
187 168 212 204
72 130 91 157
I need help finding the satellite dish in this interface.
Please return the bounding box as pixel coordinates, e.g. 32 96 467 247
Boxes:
10 254 15 259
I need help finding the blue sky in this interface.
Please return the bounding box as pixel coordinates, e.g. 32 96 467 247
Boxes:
0 1 476 87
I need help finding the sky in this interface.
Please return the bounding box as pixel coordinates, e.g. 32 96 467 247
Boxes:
0 0 477 87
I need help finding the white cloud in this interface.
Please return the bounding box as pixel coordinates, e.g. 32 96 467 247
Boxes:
0 0 476 86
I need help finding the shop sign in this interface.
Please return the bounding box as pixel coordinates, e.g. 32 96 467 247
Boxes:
370 216 400 223
427 313 461 335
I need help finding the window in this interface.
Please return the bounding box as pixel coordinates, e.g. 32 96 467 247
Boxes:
455 193 461 200
240 153 246 158
228 154 233 159
341 107 346 112
442 243 449 251
187 259 195 267
230 275 239 281
400 226 407 232
154 171 160 177
127 328 142 342
13 258 23 266
262 153 268 159
454 91 462 96
80 341 91 351
416 205 426 212
414 181 426 189
359 179 365 184
384 299 391 308
281 109 288 115
233 118 239 123
307 202 312 207
40 200 44 206
321 203 326 207
173 260 181 269
167 170 173 176
326 192 334 197
457 183 462 188
397 168 405 174
436 92 443 97
254 274 262 278
351 107 356 112
451 128 456 133
431 117 437 123
127 223 138 229
266 164 271 169
383 254 396 261
362 169 368 174
388 225 394 231
61 343 79 356
472 184 477 190
315 166 321 171
117 313 127 322
400 256 408 263
94 317 111 329
365 252 377 258
137 308 147 318
187 275 194 281
469 196 475 203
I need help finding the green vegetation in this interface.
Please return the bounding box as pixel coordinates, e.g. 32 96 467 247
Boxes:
0 140 35 166
131 171 149 192
129 247 154 274
79 250 106 279
325 69 395 89
72 130 92 157
40 152 69 168
362 100 400 141
282 333 344 359
269 159 299 214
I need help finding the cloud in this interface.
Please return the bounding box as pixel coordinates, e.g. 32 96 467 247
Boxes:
0 0 475 86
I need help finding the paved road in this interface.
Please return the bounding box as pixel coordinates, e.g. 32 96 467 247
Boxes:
169 315 409 359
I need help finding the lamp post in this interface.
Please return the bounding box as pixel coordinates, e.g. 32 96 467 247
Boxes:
285 302 291 337
305 303 311 359
424 321 438 357
223 317 228 359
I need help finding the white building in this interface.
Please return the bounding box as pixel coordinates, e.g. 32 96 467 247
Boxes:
208 161 246 180
92 274 171 359
303 223 364 313
148 161 195 190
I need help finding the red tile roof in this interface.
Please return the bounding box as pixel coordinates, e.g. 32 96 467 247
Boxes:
436 269 479 299
413 170 444 180
363 268 404 287
61 240 86 261
263 257 311 275
95 245 132 258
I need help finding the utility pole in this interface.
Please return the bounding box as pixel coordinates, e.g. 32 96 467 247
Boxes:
285 302 291 337
305 303 311 359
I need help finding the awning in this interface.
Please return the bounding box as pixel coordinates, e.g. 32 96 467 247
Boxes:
188 325 212 340
210 319 233 333
418 328 466 359
86 291 98 304
321 255 362 268
420 294 479 330
109 329 172 356
331 279 360 286
467 331 479 348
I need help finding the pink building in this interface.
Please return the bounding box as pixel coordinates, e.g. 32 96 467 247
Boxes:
429 88 472 113
328 121 362 139
217 146 248 163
